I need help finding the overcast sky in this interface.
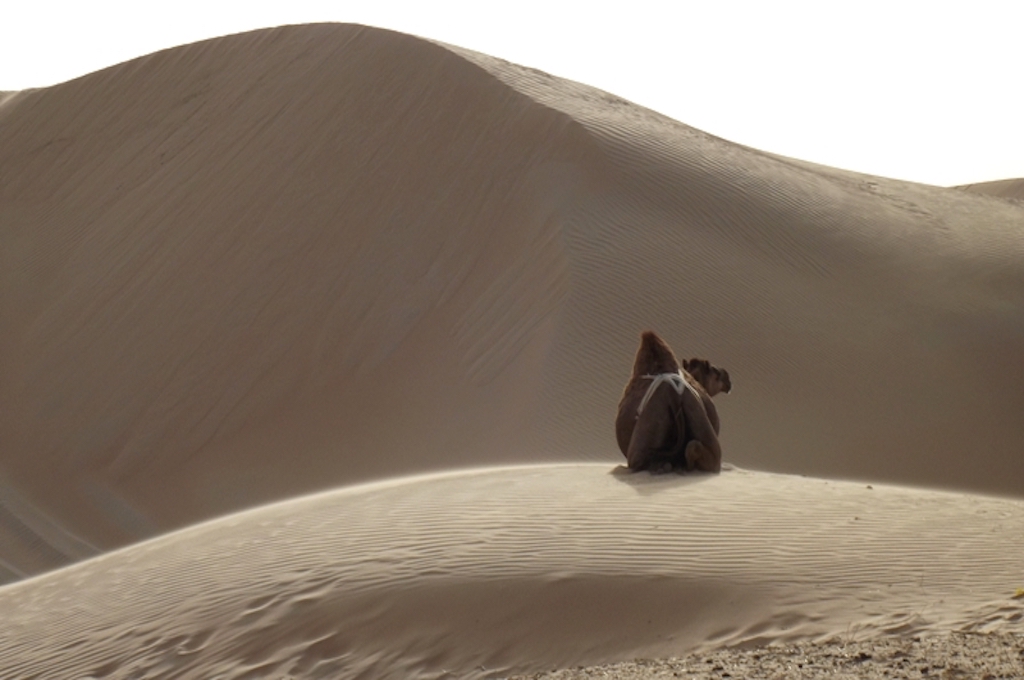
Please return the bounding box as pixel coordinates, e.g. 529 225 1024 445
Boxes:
3 1 1021 186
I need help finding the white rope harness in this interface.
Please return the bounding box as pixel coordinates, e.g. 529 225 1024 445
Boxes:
637 371 701 416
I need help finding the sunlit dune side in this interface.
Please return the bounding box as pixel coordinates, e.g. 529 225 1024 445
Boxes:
0 464 1021 679
957 177 1024 201
1 21 1023 584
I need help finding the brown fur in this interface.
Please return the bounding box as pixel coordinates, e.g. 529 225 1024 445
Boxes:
614 331 728 473
682 358 732 398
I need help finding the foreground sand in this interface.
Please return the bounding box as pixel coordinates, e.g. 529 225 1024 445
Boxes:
1 464 1022 678
513 632 1024 679
2 22 1024 679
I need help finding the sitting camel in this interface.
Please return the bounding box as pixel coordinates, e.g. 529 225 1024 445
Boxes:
615 331 731 473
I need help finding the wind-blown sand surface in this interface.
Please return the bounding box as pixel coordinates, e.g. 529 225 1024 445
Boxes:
1 22 1023 679
1 465 1022 678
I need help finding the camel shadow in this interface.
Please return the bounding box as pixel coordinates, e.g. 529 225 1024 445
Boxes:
608 464 726 497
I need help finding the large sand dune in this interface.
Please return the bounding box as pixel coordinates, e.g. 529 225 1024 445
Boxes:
1 22 1023 678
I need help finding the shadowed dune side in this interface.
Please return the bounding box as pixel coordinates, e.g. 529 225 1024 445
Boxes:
0 91 20 109
0 25 592 564
2 24 1024 578
0 478 99 581
0 464 1021 679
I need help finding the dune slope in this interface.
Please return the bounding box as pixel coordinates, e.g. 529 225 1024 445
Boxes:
958 178 1024 201
1 23 1023 580
1 464 1022 679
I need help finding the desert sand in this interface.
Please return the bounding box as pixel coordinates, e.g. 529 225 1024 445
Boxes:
513 632 1024 679
1 22 1022 679
958 177 1024 201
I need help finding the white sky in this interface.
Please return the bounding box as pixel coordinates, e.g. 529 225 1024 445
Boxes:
3 1 1021 186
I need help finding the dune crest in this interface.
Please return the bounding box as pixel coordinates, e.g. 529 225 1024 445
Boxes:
957 177 1024 201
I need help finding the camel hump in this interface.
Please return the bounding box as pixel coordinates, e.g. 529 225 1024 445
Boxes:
631 330 680 377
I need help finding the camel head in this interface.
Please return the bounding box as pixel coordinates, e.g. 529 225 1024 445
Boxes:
683 358 732 397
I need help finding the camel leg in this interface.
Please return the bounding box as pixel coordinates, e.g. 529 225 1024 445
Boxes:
685 440 721 473
625 391 677 472
702 393 721 435
680 389 722 473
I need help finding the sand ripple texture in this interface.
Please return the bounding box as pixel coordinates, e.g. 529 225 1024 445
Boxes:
1 464 1022 679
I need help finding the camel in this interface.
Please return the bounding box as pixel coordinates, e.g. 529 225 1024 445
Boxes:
615 331 730 473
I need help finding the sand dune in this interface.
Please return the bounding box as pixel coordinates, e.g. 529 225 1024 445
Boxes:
1 464 1021 679
957 178 1024 201
1 22 1023 679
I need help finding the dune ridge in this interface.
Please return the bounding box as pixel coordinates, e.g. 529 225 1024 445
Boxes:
957 177 1024 201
